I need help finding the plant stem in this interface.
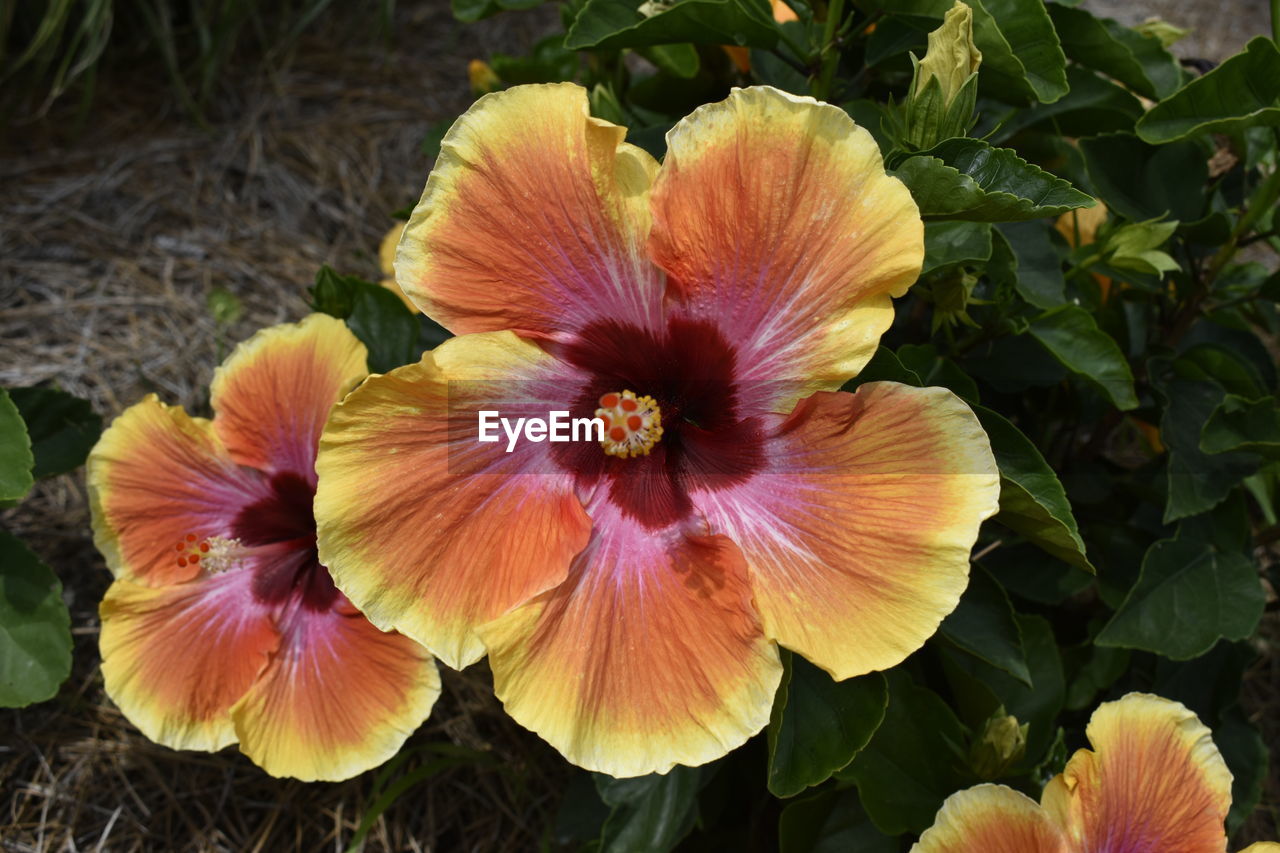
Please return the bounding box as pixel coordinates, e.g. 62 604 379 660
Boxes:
813 0 846 102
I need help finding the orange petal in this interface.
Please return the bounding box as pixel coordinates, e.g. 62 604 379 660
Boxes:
87 395 270 586
693 383 999 680
314 331 592 669
210 314 367 478
479 501 783 776
648 87 922 413
98 571 279 751
913 785 1068 853
230 601 440 781
398 83 662 339
1042 692 1233 853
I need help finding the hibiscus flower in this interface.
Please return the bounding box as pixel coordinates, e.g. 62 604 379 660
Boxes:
88 314 439 780
314 83 999 776
914 692 1278 853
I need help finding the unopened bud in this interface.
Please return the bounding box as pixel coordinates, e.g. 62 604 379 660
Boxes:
969 711 1029 780
900 1 982 150
468 59 500 95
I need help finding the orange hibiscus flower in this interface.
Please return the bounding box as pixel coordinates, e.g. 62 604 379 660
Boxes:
314 83 999 777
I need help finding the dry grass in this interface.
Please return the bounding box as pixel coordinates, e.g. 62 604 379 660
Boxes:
1 3 573 850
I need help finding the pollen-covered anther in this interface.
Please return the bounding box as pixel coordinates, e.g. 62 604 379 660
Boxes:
594 390 663 458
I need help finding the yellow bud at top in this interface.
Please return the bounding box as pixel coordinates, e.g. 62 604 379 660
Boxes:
914 0 982 107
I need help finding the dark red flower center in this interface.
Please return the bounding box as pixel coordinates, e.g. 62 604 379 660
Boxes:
232 471 337 611
552 316 766 529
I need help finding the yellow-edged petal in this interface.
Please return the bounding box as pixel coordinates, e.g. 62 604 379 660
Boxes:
692 383 999 680
230 601 440 781
912 784 1068 853
398 83 662 338
1043 692 1233 853
314 330 592 669
210 314 367 478
99 572 279 752
479 501 782 777
87 395 270 586
648 86 923 413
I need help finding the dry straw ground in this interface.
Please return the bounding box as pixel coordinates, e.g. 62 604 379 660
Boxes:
2 1 1278 850
2 4 574 851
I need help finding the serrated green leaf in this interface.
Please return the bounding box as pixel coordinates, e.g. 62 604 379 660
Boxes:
841 671 968 836
767 654 887 798
1027 305 1138 410
1048 4 1182 99
0 390 34 503
1136 37 1280 144
566 0 779 51
9 387 102 479
894 138 1094 222
309 266 418 374
1096 536 1264 659
0 531 72 707
973 406 1094 572
939 566 1031 684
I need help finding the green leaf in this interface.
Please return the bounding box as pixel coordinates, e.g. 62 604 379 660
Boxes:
637 43 700 78
9 387 102 479
841 671 968 836
1201 395 1280 458
450 0 541 23
1079 133 1209 223
896 344 980 403
1216 706 1268 833
0 531 72 707
767 654 888 798
972 406 1094 571
986 66 1144 142
595 766 705 853
893 138 1094 222
1136 37 1280 144
1154 354 1260 522
0 390 34 503
778 788 897 853
309 266 419 374
939 566 1030 684
1048 4 1181 99
1104 219 1181 276
842 346 922 391
1096 536 1264 660
997 221 1066 308
941 614 1065 768
1027 305 1138 410
922 221 993 275
566 0 779 51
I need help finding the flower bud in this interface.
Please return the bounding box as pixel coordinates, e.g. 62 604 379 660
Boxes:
468 59 501 95
901 0 982 150
969 710 1029 780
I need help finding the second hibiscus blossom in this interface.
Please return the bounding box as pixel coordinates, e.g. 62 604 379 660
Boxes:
314 83 1000 776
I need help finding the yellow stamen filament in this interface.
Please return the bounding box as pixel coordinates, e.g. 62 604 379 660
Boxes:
594 390 663 458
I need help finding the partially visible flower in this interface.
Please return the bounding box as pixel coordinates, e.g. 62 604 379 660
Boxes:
914 693 1276 853
314 83 999 778
1054 203 1108 249
378 221 419 313
88 314 439 781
